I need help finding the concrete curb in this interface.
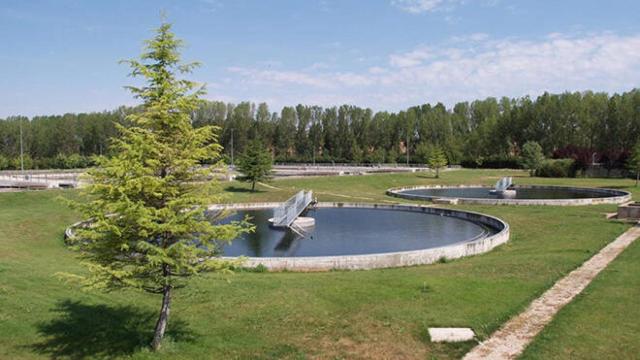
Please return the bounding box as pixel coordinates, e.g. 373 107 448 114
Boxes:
211 202 510 271
66 202 509 272
387 184 631 206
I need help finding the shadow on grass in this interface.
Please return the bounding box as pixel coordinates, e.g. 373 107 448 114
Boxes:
415 174 437 179
225 186 264 193
31 300 195 359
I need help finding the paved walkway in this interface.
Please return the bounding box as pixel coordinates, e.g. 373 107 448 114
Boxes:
256 181 281 190
464 223 640 360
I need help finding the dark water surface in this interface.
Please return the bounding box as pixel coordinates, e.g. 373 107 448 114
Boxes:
215 207 495 257
400 187 611 200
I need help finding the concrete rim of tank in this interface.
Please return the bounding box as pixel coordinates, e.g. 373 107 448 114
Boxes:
386 184 631 206
208 202 510 271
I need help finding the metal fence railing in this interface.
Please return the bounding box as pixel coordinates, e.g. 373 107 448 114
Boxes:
494 177 513 192
272 190 313 228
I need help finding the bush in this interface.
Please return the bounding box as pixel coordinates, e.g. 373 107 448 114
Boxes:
552 145 594 170
0 155 9 170
11 155 33 170
65 154 91 168
521 141 545 176
535 159 576 177
461 155 523 169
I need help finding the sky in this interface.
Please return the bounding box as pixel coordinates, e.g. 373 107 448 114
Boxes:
1 0 640 118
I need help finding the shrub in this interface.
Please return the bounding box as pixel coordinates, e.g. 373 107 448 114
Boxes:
521 141 545 176
552 145 595 170
0 155 9 170
536 159 576 177
11 155 33 170
461 155 523 169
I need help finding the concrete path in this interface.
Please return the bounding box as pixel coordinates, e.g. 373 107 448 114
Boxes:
256 181 281 190
464 223 640 360
316 191 376 201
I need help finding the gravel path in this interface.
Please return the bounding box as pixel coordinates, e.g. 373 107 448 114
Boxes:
463 224 640 360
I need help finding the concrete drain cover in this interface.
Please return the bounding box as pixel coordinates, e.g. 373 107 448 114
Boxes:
428 327 475 342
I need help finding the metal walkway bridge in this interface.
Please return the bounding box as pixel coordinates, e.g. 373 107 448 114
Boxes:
271 190 314 228
494 176 513 192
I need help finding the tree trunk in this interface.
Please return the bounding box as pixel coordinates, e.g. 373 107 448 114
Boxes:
251 181 256 191
636 171 639 187
435 167 439 179
151 284 172 351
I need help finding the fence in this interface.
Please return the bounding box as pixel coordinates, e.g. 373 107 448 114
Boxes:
272 190 314 227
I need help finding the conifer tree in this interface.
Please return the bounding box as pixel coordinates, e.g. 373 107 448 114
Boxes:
64 21 248 351
236 140 273 191
428 147 448 178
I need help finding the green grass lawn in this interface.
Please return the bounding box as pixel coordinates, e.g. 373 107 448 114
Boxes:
520 231 640 360
0 169 638 359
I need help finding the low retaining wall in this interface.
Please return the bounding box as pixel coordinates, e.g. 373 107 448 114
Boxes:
618 202 640 220
386 185 631 206
215 202 509 271
66 202 510 272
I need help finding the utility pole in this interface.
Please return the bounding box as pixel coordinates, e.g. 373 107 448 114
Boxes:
230 128 234 167
19 118 24 173
406 129 409 166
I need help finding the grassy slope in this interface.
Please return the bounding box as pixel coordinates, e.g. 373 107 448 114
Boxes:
0 169 637 359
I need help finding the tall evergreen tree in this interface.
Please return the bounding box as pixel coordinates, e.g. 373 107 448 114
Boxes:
237 140 273 191
63 21 248 351
428 147 448 178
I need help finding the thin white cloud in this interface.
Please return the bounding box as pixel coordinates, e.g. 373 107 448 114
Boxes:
368 66 387 74
450 32 490 42
389 46 434 67
222 32 640 111
227 66 334 88
199 0 224 13
308 62 330 70
391 0 447 13
391 0 502 14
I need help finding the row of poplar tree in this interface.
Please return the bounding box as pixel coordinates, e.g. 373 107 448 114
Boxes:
1 89 640 170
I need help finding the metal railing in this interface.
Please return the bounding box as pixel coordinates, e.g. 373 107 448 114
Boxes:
0 172 79 188
494 177 513 192
272 190 313 228
273 162 430 168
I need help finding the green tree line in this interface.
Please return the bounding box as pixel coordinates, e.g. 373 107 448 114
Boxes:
2 89 640 169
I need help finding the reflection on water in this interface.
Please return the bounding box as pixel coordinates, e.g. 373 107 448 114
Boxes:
402 187 610 200
214 207 495 257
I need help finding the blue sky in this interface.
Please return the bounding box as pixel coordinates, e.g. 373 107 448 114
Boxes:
1 0 640 118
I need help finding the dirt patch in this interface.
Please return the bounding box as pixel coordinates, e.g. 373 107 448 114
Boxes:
301 317 428 360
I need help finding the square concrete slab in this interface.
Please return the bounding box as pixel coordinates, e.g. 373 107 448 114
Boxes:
428 327 475 342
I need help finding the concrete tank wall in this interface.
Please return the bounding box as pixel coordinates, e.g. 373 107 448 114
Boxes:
68 202 510 272
387 184 631 206
218 202 510 271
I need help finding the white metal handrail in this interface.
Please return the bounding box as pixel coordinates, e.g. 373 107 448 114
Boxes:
272 190 313 227
494 177 513 192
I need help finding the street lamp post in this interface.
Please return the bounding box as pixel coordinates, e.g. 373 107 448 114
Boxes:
19 118 24 174
230 128 234 167
406 130 409 166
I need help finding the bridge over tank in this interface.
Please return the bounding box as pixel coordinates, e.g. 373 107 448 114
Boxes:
270 190 314 228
